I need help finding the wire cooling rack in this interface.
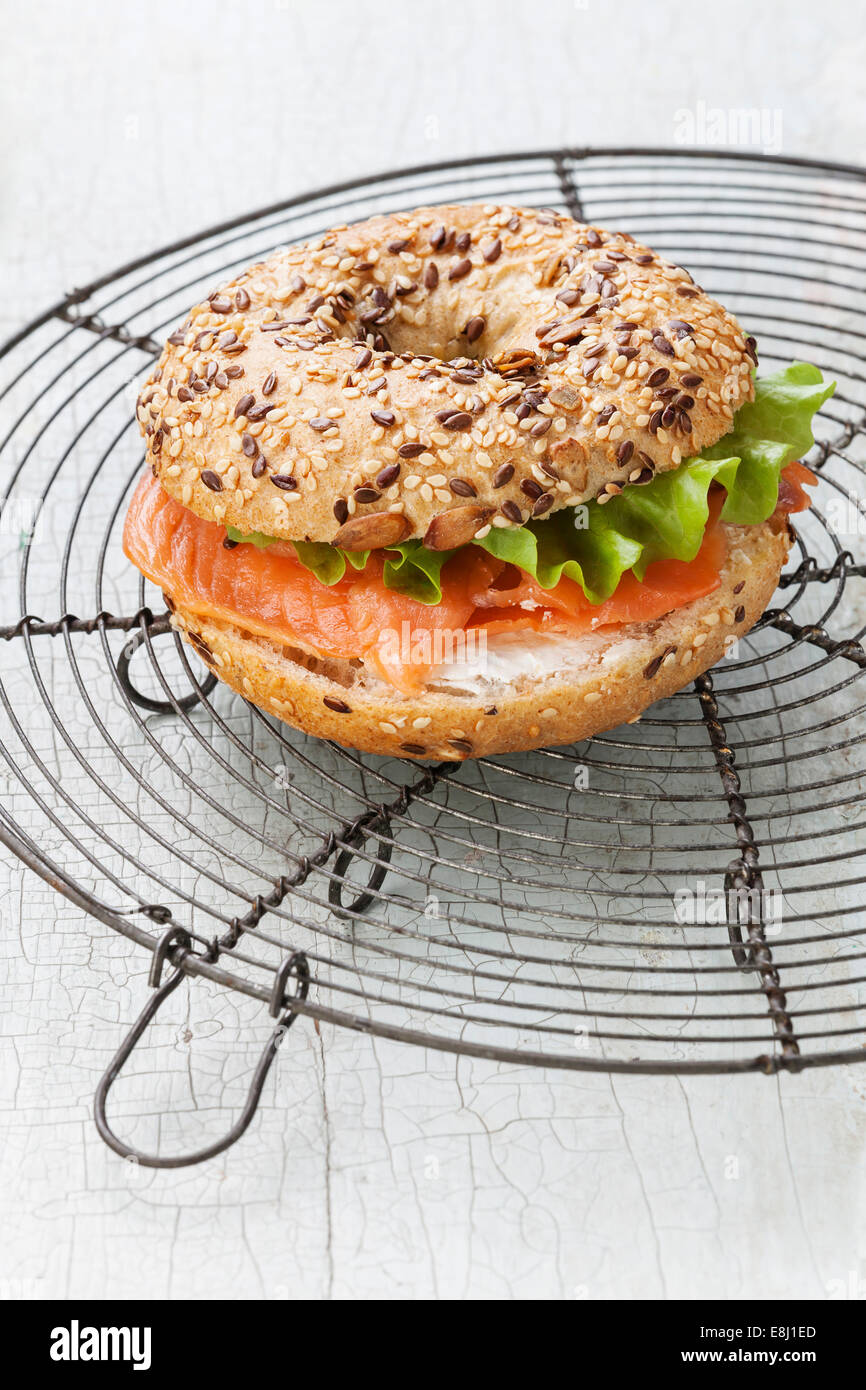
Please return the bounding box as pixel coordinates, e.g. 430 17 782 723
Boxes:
2 149 866 1165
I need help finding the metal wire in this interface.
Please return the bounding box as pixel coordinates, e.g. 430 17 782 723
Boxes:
2 148 866 1078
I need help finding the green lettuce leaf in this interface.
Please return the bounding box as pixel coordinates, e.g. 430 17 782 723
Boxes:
382 542 453 605
225 525 278 550
293 539 449 603
291 541 370 583
226 363 834 606
708 361 836 523
225 532 371 586
226 527 450 604
477 362 834 601
476 508 645 604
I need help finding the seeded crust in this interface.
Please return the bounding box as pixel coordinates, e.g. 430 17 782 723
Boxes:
167 517 791 761
137 203 757 550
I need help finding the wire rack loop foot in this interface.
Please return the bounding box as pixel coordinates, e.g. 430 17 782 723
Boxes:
329 814 394 918
116 611 218 714
94 930 309 1168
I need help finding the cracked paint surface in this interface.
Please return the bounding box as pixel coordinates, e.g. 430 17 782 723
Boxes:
1 872 865 1299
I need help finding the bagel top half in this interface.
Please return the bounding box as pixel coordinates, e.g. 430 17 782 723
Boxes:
136 203 757 551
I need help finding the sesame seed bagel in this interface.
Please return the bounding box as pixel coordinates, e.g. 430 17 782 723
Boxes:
137 203 757 551
166 515 791 761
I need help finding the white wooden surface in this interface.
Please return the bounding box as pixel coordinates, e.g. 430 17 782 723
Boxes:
1 0 865 1301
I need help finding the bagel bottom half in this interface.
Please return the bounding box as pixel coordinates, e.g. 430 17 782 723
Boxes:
166 516 792 761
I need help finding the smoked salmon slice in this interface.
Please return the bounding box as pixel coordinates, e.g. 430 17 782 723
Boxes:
124 466 812 694
776 460 816 514
124 471 477 691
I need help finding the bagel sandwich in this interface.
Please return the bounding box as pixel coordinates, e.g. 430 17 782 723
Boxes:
125 204 834 759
